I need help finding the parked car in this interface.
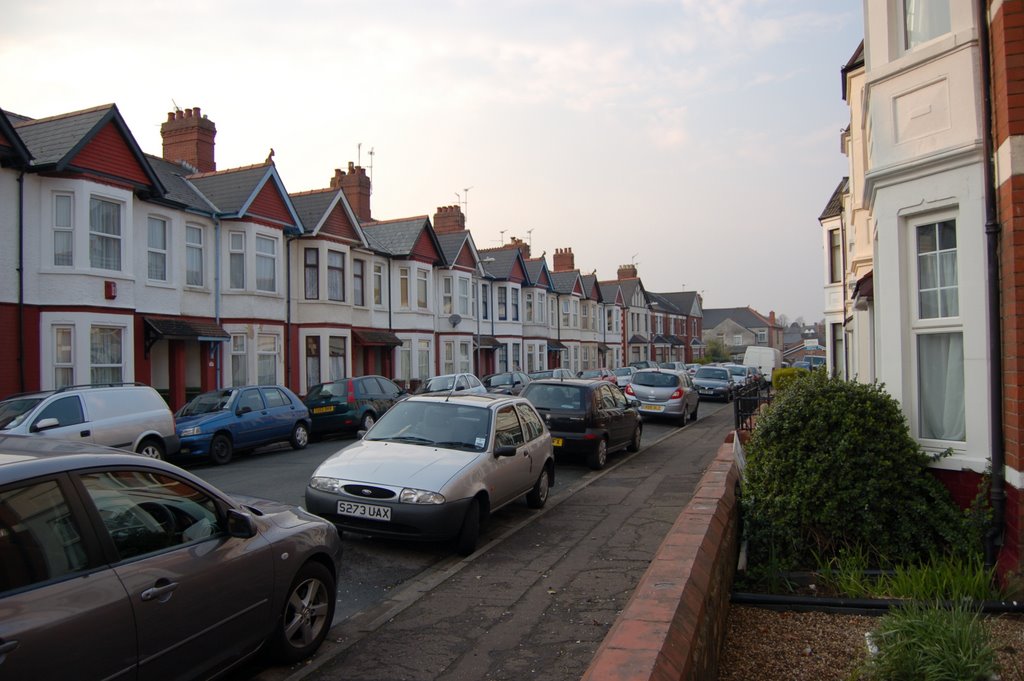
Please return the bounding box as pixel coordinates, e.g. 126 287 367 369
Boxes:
415 373 487 396
0 434 342 679
528 368 575 380
0 383 179 459
806 355 827 370
304 375 405 437
658 361 688 372
742 346 783 384
692 365 736 402
175 385 311 465
625 368 700 424
724 364 757 390
685 363 701 375
577 368 617 383
628 360 659 370
792 360 812 370
306 393 554 555
612 366 636 388
482 371 532 395
521 378 641 470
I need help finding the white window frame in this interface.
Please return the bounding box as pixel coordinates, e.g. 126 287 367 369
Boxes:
257 333 279 385
525 291 534 323
417 339 431 379
458 341 471 373
229 231 246 290
399 268 411 308
53 192 74 267
373 262 384 306
511 288 520 321
230 334 248 386
304 248 320 300
902 0 951 51
89 196 122 272
442 277 454 315
328 250 345 302
147 216 169 283
185 224 204 287
90 325 124 384
443 340 455 374
54 325 74 388
255 235 277 293
416 269 428 309
458 277 470 316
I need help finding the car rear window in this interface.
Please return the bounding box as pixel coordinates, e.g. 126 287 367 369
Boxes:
523 384 584 410
306 381 349 401
632 372 680 388
696 367 729 380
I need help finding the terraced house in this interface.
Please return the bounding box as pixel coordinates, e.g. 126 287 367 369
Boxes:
0 102 702 410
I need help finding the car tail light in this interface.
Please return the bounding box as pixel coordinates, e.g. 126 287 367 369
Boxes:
670 388 684 399
624 384 635 396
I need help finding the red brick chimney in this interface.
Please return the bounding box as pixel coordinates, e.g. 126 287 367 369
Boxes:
617 263 638 280
507 236 531 259
433 205 466 234
330 162 372 222
553 247 575 272
160 107 216 172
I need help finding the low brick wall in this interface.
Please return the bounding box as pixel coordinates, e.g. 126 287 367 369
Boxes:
581 438 741 681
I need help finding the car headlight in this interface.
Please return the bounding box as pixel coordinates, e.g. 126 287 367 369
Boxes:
179 426 202 437
400 488 445 504
309 476 346 494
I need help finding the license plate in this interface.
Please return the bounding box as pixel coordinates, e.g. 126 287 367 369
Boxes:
699 389 712 395
551 437 563 447
312 406 334 414
641 405 664 412
337 501 391 521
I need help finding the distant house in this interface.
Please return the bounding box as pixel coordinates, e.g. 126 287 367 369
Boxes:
702 307 784 359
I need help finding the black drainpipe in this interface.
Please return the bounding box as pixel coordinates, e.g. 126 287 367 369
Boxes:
979 0 1005 570
17 170 25 392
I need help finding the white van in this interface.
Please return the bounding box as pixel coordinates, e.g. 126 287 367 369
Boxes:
742 347 783 383
0 384 179 458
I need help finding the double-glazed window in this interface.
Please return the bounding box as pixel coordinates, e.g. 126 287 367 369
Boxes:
328 251 344 301
913 218 963 441
829 228 842 284
304 249 319 299
416 270 428 308
54 193 74 267
229 232 245 289
255 236 276 293
458 277 470 316
511 288 520 321
399 268 410 308
89 198 121 271
257 334 278 384
353 259 365 306
904 0 950 50
186 225 204 287
230 335 247 386
498 287 508 320
90 326 123 384
372 263 383 305
147 217 168 282
54 326 74 388
442 277 454 315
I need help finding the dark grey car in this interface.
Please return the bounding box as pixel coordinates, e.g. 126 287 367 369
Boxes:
0 435 342 680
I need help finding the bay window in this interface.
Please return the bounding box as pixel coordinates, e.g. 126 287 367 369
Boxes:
90 326 123 384
186 225 204 286
417 270 428 308
89 198 121 271
304 249 319 299
328 250 344 301
53 193 73 267
229 232 245 289
255 236 276 292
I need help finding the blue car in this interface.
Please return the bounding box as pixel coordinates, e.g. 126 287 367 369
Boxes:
175 385 311 465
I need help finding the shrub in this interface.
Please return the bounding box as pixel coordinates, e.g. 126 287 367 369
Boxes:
742 370 976 572
771 366 809 392
856 601 997 680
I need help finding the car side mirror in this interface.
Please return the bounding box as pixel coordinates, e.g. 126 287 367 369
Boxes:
31 417 60 433
226 508 257 538
494 445 518 457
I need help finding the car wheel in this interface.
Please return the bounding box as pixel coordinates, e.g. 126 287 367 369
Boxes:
586 439 608 470
626 423 642 453
360 412 376 431
290 422 310 450
269 561 337 664
209 434 233 465
136 437 165 460
455 498 481 556
690 400 699 422
526 466 551 509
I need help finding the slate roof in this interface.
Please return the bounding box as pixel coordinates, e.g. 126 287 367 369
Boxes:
0 109 31 164
647 291 685 316
617 278 646 308
702 307 771 331
524 259 549 288
598 280 624 306
362 217 431 257
479 247 522 280
146 155 215 213
189 164 272 214
13 104 113 166
819 177 848 221
549 270 581 295
144 316 229 340
581 274 601 301
656 291 702 317
437 231 471 266
289 189 337 234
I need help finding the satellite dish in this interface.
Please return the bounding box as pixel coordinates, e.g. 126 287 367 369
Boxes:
448 314 462 327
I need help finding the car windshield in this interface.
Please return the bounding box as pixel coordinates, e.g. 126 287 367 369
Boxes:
696 367 730 380
178 390 235 416
578 370 604 379
485 374 512 386
523 384 584 410
0 396 46 429
632 372 680 388
365 401 490 450
727 366 745 376
613 368 632 377
418 376 457 393
529 371 553 379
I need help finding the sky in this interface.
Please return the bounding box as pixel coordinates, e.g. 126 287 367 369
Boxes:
1 0 863 323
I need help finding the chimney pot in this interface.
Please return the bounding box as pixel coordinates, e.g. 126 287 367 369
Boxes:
161 105 217 172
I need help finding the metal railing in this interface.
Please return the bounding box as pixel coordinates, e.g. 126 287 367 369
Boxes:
734 382 772 431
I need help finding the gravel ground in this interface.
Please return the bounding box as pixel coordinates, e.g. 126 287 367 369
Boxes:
718 605 1024 681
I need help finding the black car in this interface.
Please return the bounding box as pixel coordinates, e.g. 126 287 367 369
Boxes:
521 379 642 470
481 371 532 395
304 375 406 437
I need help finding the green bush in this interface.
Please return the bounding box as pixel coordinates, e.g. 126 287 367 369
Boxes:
855 601 997 680
742 371 977 572
771 366 809 392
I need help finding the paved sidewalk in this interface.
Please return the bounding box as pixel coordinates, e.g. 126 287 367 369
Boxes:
280 406 735 681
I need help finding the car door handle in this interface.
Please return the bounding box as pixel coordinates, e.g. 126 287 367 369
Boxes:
0 639 19 657
79 430 91 437
141 580 179 602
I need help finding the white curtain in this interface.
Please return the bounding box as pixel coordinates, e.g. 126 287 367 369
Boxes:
90 327 123 384
904 0 951 49
918 332 965 441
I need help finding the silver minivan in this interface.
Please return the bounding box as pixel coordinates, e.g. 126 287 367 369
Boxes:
0 384 179 458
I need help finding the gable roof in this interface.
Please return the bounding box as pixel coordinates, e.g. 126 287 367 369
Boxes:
13 103 164 195
437 231 472 266
146 154 216 213
581 274 603 302
616 278 648 308
362 216 443 262
647 291 685 316
819 177 848 221
654 291 702 318
598 280 626 306
524 258 552 289
189 162 302 233
289 187 366 244
549 270 584 296
479 247 529 282
702 306 771 331
0 108 31 166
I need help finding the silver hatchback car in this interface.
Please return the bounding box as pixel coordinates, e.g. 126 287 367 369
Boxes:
625 368 700 424
0 435 342 679
306 393 555 555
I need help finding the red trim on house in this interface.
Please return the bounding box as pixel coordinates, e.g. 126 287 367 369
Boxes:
72 122 152 187
320 201 361 242
0 303 40 397
506 258 527 284
410 229 441 264
248 181 295 226
455 245 477 269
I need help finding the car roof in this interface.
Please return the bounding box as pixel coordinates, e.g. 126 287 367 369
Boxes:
401 393 520 408
526 378 604 387
0 434 186 485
